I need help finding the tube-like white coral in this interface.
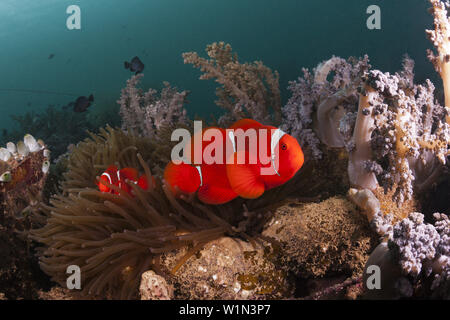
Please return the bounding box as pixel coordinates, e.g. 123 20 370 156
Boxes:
282 55 369 159
348 84 378 190
427 0 450 123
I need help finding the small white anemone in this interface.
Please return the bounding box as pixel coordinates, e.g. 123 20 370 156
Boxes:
6 142 16 154
42 160 50 174
0 148 11 161
17 141 30 156
0 171 12 182
37 139 45 148
43 149 50 158
348 188 380 222
24 134 40 152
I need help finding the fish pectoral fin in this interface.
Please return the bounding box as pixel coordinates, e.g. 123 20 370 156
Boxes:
226 151 265 199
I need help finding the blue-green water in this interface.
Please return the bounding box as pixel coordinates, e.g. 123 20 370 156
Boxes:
0 0 438 134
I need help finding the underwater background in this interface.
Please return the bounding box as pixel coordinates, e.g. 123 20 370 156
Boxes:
0 0 439 135
1 0 450 301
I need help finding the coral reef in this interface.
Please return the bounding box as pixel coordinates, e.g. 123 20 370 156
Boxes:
349 187 449 299
5 1 448 300
282 37 448 206
0 135 52 299
362 212 449 299
183 42 282 126
0 225 51 299
262 197 378 279
0 134 50 221
351 69 449 203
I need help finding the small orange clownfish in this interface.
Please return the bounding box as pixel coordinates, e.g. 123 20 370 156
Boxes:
97 165 149 195
164 119 304 205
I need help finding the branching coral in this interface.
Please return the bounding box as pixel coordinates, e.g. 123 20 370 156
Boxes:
183 42 282 126
282 55 370 160
118 75 190 174
118 74 189 141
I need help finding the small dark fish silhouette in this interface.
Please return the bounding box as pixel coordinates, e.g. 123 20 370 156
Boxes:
124 56 144 74
48 54 55 59
68 94 94 113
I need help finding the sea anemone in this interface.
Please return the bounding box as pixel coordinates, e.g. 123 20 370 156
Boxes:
30 126 291 299
30 126 243 299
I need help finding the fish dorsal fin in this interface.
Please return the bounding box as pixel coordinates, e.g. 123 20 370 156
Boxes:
230 118 263 131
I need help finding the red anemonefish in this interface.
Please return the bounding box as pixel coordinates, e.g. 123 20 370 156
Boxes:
96 165 149 195
164 119 304 204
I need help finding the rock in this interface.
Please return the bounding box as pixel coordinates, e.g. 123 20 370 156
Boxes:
263 196 378 278
139 270 173 300
361 242 403 299
162 237 293 299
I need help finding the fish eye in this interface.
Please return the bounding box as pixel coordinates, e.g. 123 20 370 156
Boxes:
281 143 287 151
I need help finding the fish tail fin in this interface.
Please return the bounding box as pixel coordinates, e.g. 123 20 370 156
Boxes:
164 161 201 196
124 61 130 69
